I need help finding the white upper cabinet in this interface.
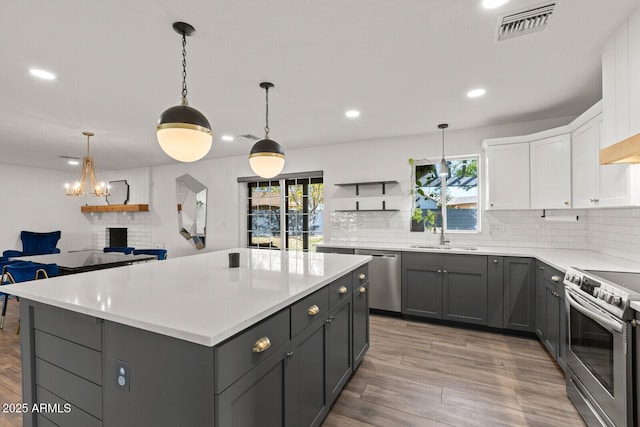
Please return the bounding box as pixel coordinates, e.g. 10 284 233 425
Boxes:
530 134 571 209
485 142 530 210
571 114 600 208
603 8 640 146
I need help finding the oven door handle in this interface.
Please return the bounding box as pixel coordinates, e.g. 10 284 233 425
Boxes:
566 291 623 334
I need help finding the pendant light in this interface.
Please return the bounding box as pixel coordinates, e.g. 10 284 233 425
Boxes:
64 132 109 197
156 22 212 162
249 82 285 178
438 123 449 177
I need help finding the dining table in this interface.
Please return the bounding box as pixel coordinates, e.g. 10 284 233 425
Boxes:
11 249 156 275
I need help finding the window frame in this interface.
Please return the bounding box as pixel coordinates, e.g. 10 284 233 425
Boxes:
245 175 324 251
412 154 481 233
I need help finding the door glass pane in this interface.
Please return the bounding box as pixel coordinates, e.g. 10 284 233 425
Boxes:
308 182 324 252
249 183 282 249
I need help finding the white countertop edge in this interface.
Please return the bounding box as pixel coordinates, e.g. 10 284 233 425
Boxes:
317 242 640 273
12 254 372 347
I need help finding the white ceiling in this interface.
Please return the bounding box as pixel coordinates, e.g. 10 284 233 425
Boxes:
1 0 638 172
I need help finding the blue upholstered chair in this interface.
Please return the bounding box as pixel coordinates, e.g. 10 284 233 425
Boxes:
1 261 59 329
132 249 168 260
103 247 135 255
2 230 62 258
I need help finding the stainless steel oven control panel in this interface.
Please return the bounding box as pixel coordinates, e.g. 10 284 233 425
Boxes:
564 267 629 318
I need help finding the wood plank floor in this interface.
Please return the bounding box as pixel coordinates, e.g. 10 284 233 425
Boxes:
0 302 585 427
322 315 586 427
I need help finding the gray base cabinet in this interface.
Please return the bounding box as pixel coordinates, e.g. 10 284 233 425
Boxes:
352 278 369 368
503 257 536 332
19 266 369 427
402 253 488 326
535 261 566 370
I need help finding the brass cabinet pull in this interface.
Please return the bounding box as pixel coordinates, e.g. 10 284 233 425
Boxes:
307 304 320 316
493 259 499 264
359 286 366 294
338 286 348 295
359 273 366 280
252 337 271 353
551 275 560 282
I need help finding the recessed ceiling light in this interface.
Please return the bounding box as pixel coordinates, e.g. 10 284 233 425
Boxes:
467 88 486 98
482 0 509 9
345 110 360 118
68 160 80 166
221 135 235 142
29 68 56 80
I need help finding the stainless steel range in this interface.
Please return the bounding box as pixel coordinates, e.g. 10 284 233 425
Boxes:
563 267 640 427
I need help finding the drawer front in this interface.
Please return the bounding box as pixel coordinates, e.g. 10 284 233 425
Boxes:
215 309 290 393
353 264 369 287
291 286 329 337
540 263 564 287
33 302 102 351
329 274 352 309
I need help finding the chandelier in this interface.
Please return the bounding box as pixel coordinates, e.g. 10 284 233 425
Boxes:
65 131 109 197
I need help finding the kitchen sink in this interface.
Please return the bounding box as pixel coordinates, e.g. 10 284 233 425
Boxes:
410 245 478 251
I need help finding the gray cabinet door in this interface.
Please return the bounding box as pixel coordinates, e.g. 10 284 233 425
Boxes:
289 316 329 427
402 253 444 318
326 297 353 405
441 255 488 325
503 257 536 332
352 282 369 368
543 282 560 358
535 263 546 339
216 343 291 427
487 256 504 328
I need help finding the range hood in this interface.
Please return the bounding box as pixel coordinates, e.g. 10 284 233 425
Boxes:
600 133 640 164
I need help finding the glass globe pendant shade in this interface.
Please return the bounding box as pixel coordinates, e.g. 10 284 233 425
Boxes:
249 138 285 178
156 22 212 163
157 104 212 162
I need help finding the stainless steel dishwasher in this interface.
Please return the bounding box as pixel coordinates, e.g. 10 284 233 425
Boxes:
354 249 401 312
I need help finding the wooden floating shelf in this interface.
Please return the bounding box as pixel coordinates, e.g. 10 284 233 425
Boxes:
600 132 640 164
81 204 149 213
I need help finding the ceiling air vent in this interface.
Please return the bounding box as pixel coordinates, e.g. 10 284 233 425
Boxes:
496 3 555 41
238 134 260 141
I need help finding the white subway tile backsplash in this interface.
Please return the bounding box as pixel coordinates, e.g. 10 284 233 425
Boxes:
329 207 640 261
85 211 153 250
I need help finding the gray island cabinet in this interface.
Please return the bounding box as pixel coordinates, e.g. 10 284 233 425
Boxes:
8 249 370 427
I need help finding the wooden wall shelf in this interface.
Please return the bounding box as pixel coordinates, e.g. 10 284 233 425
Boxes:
81 204 149 213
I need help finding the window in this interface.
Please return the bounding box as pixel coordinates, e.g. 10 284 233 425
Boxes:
247 175 324 251
412 157 479 232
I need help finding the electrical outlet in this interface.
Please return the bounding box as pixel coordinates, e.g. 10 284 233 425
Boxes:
116 360 130 391
490 223 505 232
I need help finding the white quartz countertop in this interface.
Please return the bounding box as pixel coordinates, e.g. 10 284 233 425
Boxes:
4 248 371 347
317 242 640 273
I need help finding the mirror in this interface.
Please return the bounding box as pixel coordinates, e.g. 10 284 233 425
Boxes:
176 174 207 249
106 180 129 205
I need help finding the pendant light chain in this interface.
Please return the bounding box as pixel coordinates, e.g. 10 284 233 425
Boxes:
181 33 188 105
264 86 270 138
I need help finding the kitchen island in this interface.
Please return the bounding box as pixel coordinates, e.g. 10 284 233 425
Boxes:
6 248 371 427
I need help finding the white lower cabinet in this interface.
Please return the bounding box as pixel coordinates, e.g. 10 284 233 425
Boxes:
530 134 571 209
